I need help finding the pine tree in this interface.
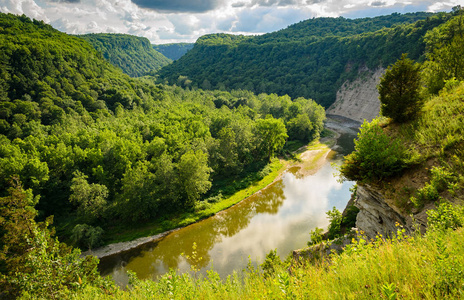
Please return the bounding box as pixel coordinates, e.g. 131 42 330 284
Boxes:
378 53 423 123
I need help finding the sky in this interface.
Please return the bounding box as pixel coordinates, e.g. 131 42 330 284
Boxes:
0 0 461 44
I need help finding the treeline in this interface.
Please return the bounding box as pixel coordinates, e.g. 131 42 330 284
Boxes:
0 13 325 249
157 12 453 108
153 43 194 60
78 33 172 77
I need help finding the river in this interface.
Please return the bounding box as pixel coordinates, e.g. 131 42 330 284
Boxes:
99 129 357 286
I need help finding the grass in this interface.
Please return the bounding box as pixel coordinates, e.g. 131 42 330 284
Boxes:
72 226 464 299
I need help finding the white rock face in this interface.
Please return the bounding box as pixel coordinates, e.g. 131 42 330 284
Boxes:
327 68 385 123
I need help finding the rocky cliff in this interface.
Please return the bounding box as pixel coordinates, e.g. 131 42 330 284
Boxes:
354 184 431 240
327 68 384 122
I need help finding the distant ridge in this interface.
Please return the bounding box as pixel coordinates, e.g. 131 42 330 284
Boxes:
79 33 172 77
153 43 194 61
157 12 449 108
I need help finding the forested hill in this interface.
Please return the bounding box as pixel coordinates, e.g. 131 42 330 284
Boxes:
157 12 452 108
78 33 172 77
0 12 326 254
153 43 194 60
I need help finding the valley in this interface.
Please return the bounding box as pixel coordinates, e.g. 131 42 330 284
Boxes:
0 7 464 299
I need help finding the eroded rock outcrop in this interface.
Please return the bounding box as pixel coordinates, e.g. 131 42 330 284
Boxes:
354 184 430 240
327 68 385 122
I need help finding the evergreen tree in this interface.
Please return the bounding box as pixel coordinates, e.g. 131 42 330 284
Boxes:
378 53 423 123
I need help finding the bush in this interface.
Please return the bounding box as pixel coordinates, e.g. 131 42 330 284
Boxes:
411 166 458 208
427 201 464 231
340 119 407 182
308 227 324 246
326 207 343 240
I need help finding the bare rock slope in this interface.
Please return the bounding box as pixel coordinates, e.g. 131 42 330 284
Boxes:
327 68 385 122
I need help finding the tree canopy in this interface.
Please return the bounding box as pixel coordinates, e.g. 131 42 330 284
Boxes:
78 33 172 77
157 12 449 108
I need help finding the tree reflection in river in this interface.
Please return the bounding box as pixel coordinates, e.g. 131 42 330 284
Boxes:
100 137 356 286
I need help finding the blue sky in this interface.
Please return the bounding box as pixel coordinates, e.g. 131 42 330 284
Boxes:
0 0 461 44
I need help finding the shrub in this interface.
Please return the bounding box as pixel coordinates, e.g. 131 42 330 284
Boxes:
308 227 324 246
340 119 407 182
326 207 343 240
427 201 464 231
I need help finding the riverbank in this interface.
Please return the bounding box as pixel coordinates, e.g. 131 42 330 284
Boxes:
83 117 359 259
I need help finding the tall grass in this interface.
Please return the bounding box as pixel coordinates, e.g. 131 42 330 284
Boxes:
69 226 464 299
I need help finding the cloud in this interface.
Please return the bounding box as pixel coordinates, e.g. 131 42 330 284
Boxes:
233 6 314 32
250 0 298 7
231 1 247 7
0 0 460 44
130 0 222 13
49 0 81 3
0 0 49 21
370 1 387 6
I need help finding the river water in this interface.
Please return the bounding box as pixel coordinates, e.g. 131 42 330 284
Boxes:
100 131 356 286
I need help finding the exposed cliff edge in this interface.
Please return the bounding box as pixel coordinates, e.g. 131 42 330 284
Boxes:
354 184 432 239
326 68 384 122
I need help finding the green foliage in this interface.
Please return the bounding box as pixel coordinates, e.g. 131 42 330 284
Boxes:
423 13 464 94
71 224 104 250
307 227 324 246
381 283 398 300
69 171 108 223
260 249 283 278
340 119 407 182
79 33 172 77
378 53 423 123
326 207 343 240
158 12 448 108
340 204 360 230
177 150 212 208
254 117 288 160
411 166 459 208
427 201 464 231
0 180 106 299
0 13 327 243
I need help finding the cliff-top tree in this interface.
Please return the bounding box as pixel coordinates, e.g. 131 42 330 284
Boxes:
378 53 423 123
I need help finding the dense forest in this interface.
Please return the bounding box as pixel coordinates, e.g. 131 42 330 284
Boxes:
153 43 194 61
78 33 172 77
157 12 452 108
0 12 325 253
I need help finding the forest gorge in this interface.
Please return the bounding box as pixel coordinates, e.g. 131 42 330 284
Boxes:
1 7 464 299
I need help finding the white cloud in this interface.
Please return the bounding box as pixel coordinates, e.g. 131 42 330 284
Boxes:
0 0 49 21
0 0 459 43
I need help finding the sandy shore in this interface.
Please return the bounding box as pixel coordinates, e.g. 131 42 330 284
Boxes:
83 116 360 260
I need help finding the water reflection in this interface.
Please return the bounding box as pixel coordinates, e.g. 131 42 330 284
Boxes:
100 134 355 285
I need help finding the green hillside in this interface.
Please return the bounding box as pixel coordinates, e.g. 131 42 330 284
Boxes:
153 43 194 60
157 12 451 108
78 33 172 77
0 12 325 256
